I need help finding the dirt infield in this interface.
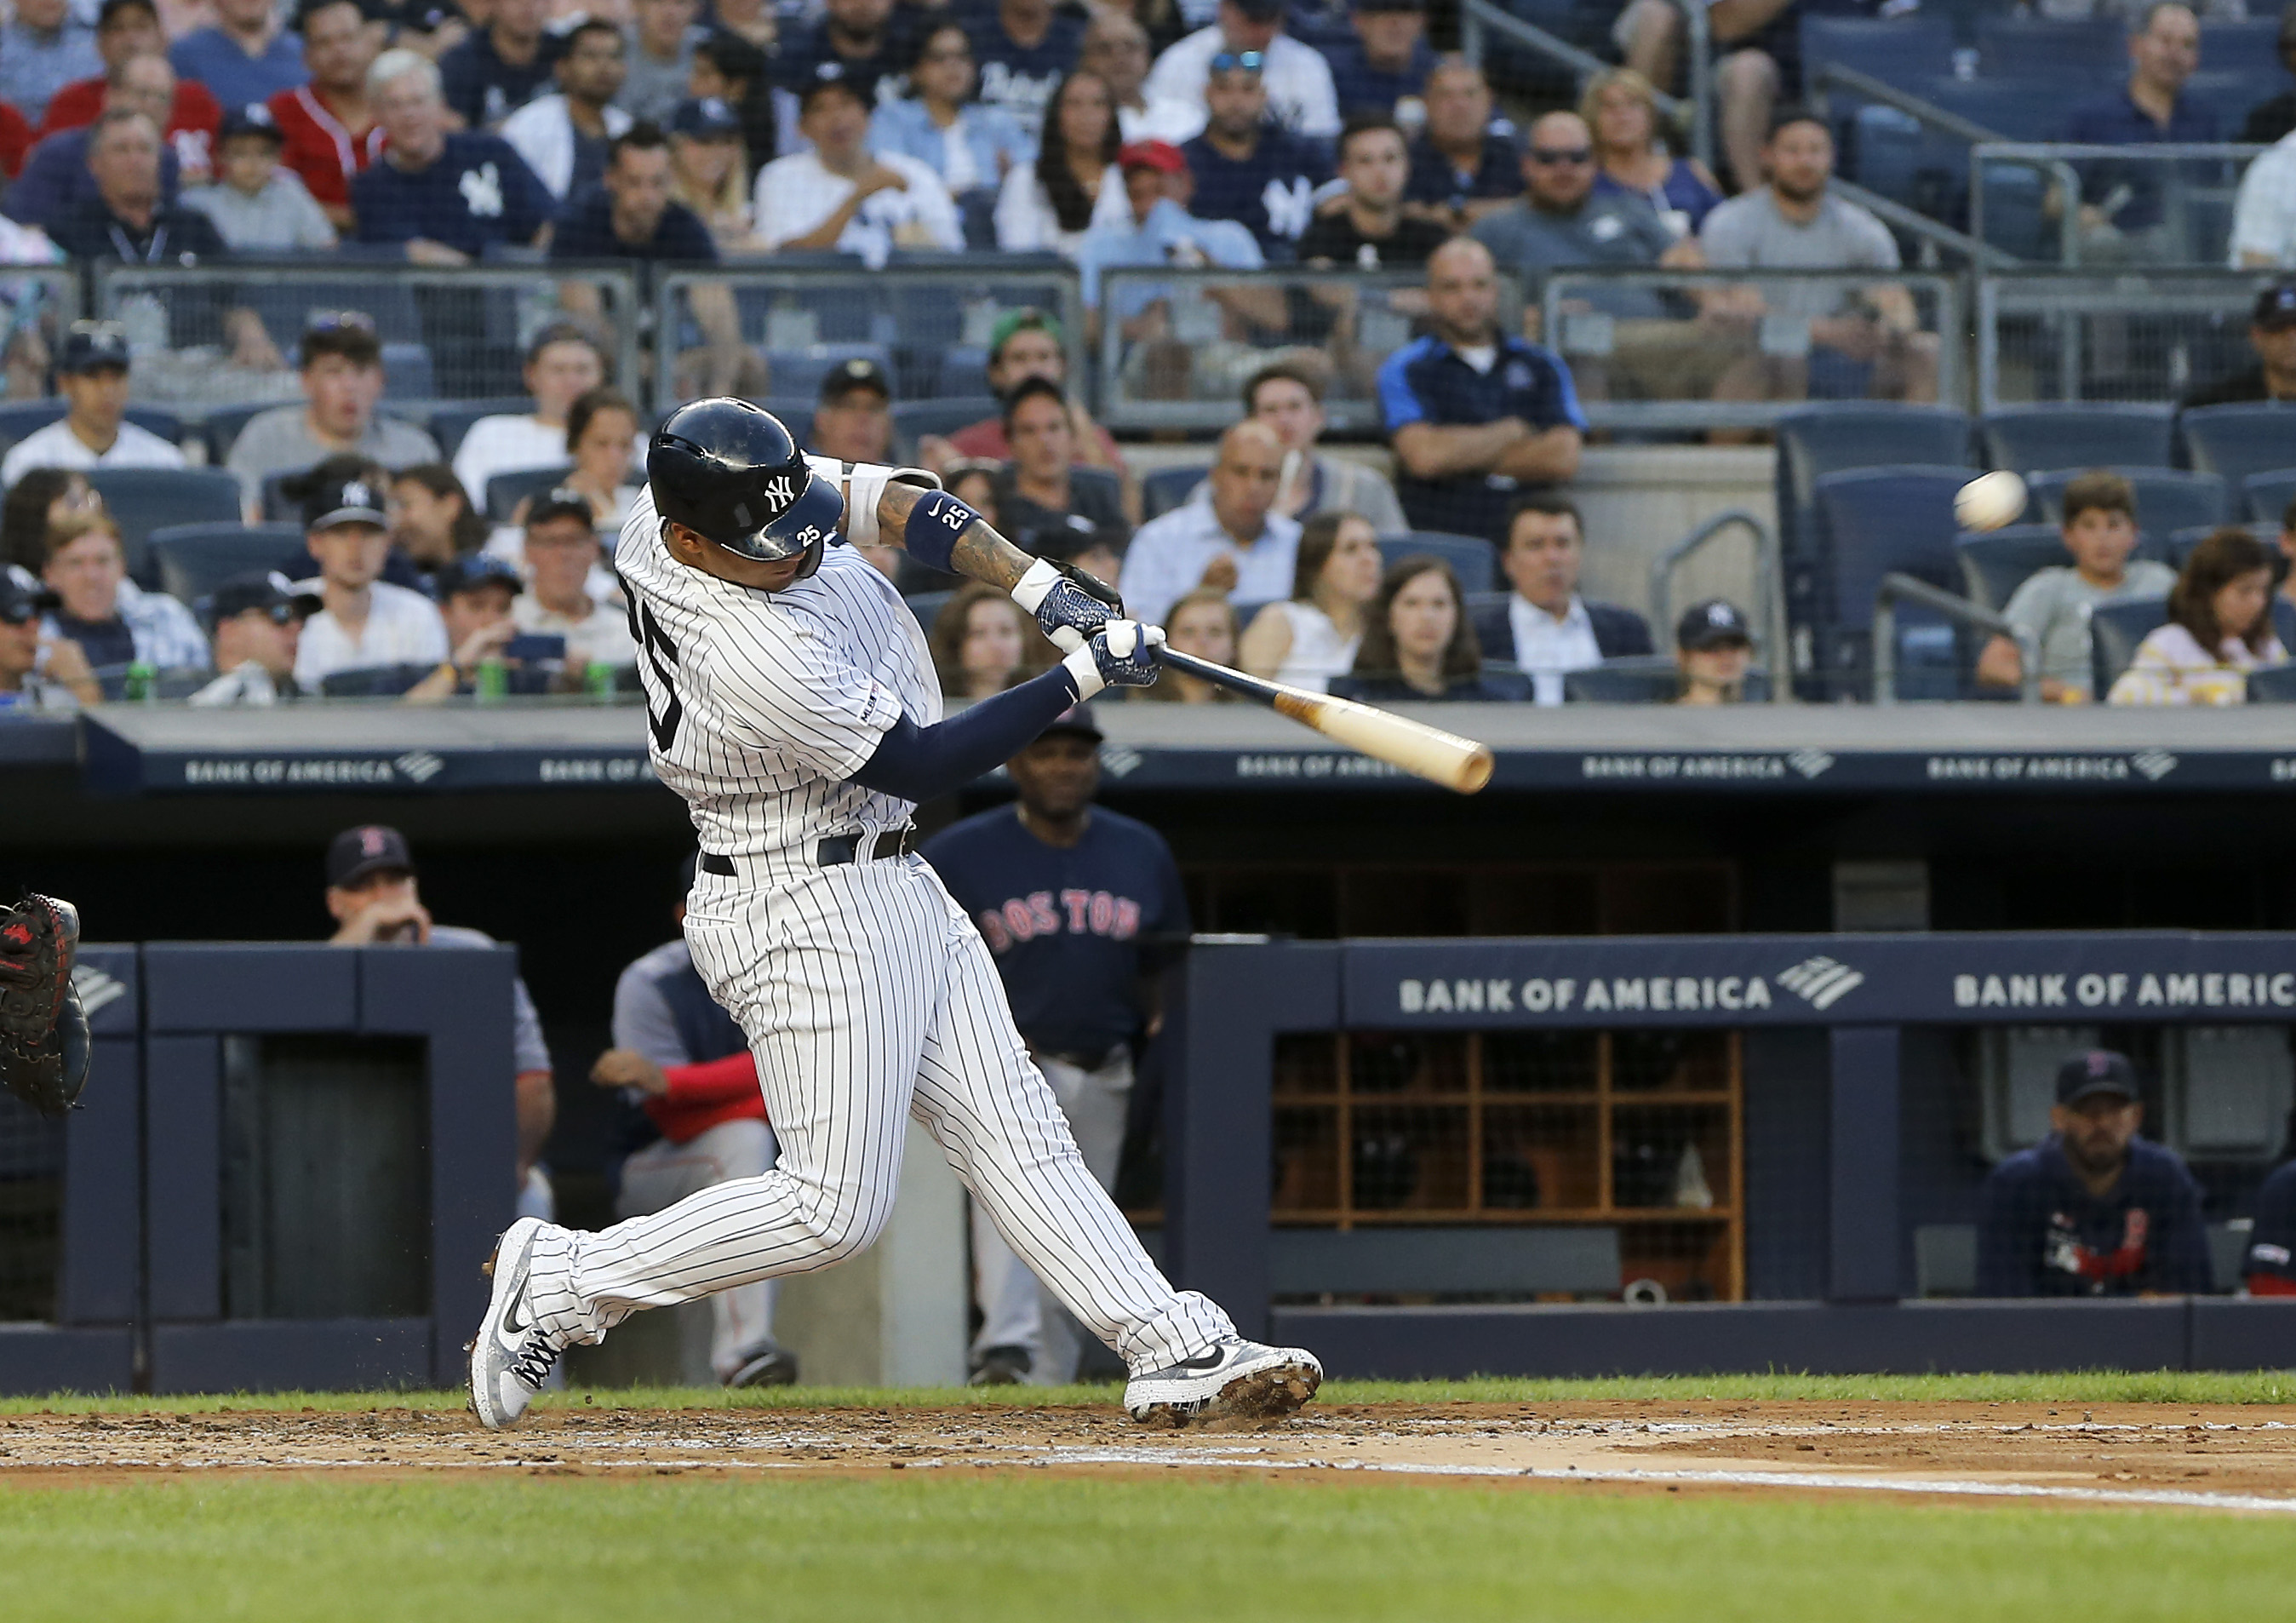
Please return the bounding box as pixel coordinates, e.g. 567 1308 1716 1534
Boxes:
5 1400 2294 1511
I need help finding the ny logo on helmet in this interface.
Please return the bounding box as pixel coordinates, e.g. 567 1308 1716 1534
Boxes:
761 475 797 513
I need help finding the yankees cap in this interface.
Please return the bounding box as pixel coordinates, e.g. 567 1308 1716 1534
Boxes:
2056 1049 2139 1107
304 473 388 532
1676 598 1754 651
211 569 319 623
0 573 59 623
435 553 524 599
326 823 415 888
819 356 891 403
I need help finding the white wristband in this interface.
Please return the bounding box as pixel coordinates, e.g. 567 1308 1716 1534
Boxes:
1061 643 1106 700
1011 555 1062 614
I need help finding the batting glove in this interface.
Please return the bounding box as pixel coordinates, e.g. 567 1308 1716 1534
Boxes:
1062 618 1164 699
1012 556 1122 652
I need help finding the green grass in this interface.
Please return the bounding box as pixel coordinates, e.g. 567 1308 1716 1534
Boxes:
3 1369 2293 1415
2 1474 2289 1623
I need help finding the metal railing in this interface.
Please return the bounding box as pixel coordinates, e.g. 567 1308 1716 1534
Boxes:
1459 0 1712 171
0 268 83 403
1538 268 1967 430
1872 572 2039 705
93 262 643 421
1969 142 2267 268
1648 510 1788 703
1973 268 2276 410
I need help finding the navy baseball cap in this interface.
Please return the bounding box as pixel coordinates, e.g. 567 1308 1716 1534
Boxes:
2254 281 2296 330
799 62 867 112
436 553 524 599
0 574 57 623
211 569 318 623
304 473 388 532
1676 598 1754 651
1039 703 1103 743
819 356 891 403
525 486 598 530
1226 0 1281 23
219 103 284 145
58 322 130 375
2056 1050 2139 1107
671 96 741 139
326 823 415 888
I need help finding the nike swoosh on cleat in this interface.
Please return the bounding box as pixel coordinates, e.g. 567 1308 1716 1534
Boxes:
1174 1348 1228 1371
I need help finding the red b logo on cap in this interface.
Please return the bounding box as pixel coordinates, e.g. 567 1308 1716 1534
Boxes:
361 827 387 857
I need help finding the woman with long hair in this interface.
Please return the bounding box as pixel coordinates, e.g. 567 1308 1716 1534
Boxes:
1337 556 1529 702
994 69 1125 256
1238 511 1383 692
1137 587 1240 703
1 468 101 575
927 581 1055 700
388 463 489 576
1582 66 1720 239
2108 527 2287 704
559 387 643 532
689 33 777 181
873 22 1031 209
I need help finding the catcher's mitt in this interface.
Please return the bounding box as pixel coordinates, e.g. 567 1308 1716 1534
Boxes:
0 893 89 1117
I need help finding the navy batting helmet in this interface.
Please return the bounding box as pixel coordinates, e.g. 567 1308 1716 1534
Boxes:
647 398 843 571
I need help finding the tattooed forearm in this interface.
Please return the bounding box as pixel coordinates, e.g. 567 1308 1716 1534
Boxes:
875 480 1031 590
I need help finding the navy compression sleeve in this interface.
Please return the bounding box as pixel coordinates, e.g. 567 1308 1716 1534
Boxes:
849 666 1081 802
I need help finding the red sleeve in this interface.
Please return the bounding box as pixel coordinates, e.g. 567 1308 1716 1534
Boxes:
639 1051 767 1145
2247 1273 2296 1297
174 81 223 139
35 78 100 138
0 101 29 181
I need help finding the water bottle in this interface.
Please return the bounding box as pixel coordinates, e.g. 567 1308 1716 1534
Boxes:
585 661 616 702
124 661 156 703
475 657 507 703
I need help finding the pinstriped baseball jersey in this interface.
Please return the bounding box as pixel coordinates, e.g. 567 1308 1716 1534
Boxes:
614 476 939 856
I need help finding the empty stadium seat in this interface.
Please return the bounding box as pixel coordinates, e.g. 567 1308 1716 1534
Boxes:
2179 404 2296 490
147 523 306 605
1564 656 1773 703
2165 523 2264 569
1800 14 1955 95
427 397 537 462
201 401 278 464
1918 75 2064 141
381 341 436 399
2247 661 2296 703
764 342 896 400
484 464 574 524
1811 464 1972 694
1955 525 2069 613
1977 15 2122 75
890 398 995 447
2245 469 2296 526
1978 404 2176 478
2089 597 2172 699
2029 467 2227 536
89 467 242 579
318 663 436 697
1141 465 1208 520
1382 532 1496 594
0 397 183 453
1775 404 1972 562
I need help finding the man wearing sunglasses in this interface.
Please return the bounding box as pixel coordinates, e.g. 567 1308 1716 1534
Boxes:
1142 0 1338 140
1178 50 1328 250
0 574 98 712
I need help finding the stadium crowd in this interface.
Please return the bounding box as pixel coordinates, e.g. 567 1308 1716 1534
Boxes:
0 0 2293 712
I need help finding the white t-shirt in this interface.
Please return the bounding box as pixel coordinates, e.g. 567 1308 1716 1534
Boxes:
1141 26 1340 139
1508 592 1603 706
513 588 638 667
0 417 185 489
1270 599 1360 693
2230 130 2296 267
993 162 1131 259
293 579 449 685
751 149 964 270
452 416 572 514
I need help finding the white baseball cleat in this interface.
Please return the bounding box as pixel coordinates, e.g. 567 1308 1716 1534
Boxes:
1125 1337 1323 1428
466 1217 564 1431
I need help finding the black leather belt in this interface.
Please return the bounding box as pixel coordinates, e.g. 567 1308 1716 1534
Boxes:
699 827 916 876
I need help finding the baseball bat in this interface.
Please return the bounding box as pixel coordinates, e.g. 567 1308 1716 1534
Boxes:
1154 647 1496 794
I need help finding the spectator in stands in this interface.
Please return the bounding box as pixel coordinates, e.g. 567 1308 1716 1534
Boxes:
388 462 488 585
229 316 442 513
268 0 382 232
402 552 528 702
173 0 308 110
588 857 798 1389
1143 0 1338 141
355 50 553 261
2109 525 2287 703
38 510 209 673
1472 493 1652 704
453 325 610 515
0 0 103 129
14 54 186 232
555 387 642 534
1699 107 1938 408
293 472 449 686
995 377 1126 553
2064 2 2215 261
186 570 317 706
1179 51 1328 253
783 0 913 109
1401 58 1518 233
501 19 630 203
1610 0 1820 198
0 574 97 710
1471 109 1690 298
181 105 335 252
1977 470 2176 703
807 355 896 465
2248 1155 2296 1294
619 0 703 125
512 487 636 670
277 452 435 589
1379 236 1585 542
945 459 1004 532
1074 135 1264 335
1337 553 1529 702
1978 1049 2212 1297
42 0 221 157
0 323 184 490
1119 418 1299 626
970 0 1085 141
996 68 1126 255
686 32 778 181
921 309 1127 479
1137 585 1240 701
1324 0 1434 121
438 0 553 129
1238 508 1380 691
1674 598 1755 706
929 580 1054 698
1297 112 1449 272
753 68 963 267
877 24 1029 219
1225 361 1406 530
321 823 555 1213
2240 4 2296 143
667 95 756 249
0 468 101 575
2230 129 2296 268
1082 11 1190 143
1584 66 1719 241
2281 492 2296 614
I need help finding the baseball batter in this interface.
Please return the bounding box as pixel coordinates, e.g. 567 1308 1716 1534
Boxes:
467 399 1321 1430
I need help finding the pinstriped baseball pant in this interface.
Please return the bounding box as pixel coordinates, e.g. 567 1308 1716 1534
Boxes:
525 852 1234 1374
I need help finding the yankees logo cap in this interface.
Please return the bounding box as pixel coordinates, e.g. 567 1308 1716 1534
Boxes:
1675 598 1753 651
326 823 415 888
2055 1049 2139 1107
819 356 891 403
304 474 388 532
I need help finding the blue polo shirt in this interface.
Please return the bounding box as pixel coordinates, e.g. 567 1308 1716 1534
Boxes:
439 28 558 129
1976 1135 2213 1298
1377 331 1585 541
352 132 553 255
1325 36 1437 119
2248 1159 2296 1288
2064 87 2218 233
1181 123 1329 252
1404 129 1520 213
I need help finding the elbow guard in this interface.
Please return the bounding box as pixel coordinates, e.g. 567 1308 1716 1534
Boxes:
808 457 939 551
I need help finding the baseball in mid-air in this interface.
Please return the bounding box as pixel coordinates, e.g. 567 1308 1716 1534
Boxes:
1955 470 2029 532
